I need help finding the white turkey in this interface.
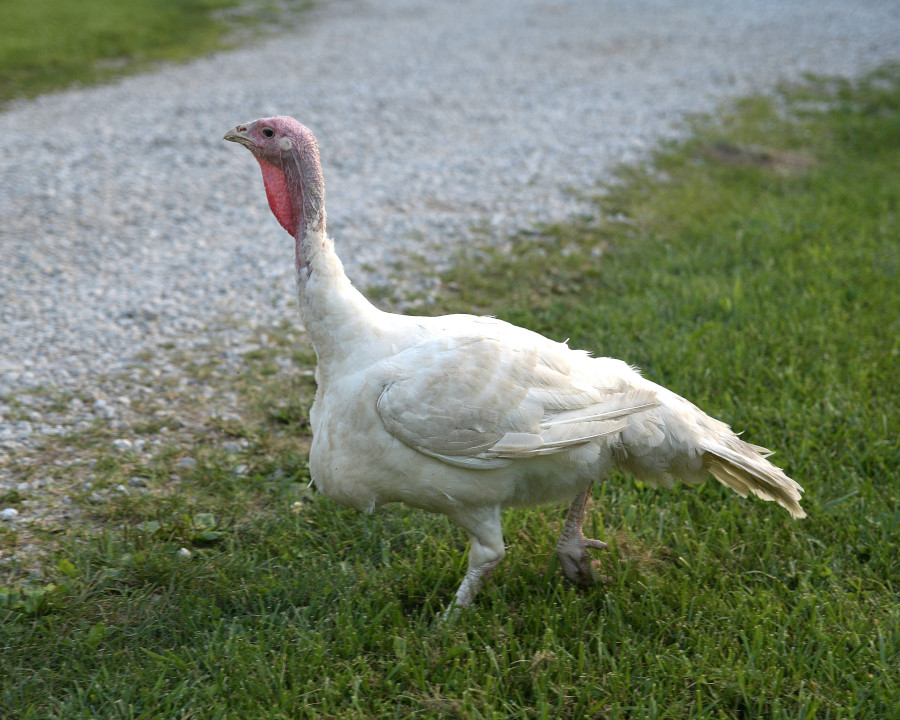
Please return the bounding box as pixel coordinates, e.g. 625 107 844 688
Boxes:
224 117 805 613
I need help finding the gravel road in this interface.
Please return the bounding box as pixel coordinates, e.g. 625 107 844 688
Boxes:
1 0 899 433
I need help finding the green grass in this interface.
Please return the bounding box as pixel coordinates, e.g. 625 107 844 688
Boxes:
0 0 311 106
2 67 900 718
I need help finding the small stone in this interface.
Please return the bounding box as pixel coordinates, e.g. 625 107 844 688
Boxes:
93 399 116 419
223 441 242 454
128 477 147 488
112 438 133 451
177 547 192 558
177 457 197 469
0 508 18 520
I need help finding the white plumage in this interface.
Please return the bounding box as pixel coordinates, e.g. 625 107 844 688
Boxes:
225 117 805 613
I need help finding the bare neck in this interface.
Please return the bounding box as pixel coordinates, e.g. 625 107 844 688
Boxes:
285 144 380 372
280 133 326 268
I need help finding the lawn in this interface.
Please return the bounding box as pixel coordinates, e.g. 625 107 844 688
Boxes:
0 0 311 106
1 66 898 718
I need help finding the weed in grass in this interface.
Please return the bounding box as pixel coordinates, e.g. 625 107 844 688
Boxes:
2 67 900 718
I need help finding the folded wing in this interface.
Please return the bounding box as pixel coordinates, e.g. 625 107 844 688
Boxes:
376 335 659 469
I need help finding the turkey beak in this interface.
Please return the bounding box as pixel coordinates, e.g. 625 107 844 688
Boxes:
224 124 254 149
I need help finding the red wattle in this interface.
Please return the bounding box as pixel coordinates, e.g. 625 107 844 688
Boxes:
256 158 298 236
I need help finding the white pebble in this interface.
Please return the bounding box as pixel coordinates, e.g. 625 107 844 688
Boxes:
1 508 19 520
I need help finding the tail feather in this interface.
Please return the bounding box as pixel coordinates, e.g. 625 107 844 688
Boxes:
613 381 806 519
703 438 806 519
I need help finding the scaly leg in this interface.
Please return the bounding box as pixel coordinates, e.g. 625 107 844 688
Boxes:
556 483 607 586
443 504 505 620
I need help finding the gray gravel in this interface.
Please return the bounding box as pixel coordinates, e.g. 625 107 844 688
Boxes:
2 0 900 418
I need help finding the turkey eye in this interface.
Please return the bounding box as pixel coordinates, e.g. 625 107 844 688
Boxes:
262 127 274 138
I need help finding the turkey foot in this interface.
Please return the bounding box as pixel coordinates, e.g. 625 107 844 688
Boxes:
556 485 607 586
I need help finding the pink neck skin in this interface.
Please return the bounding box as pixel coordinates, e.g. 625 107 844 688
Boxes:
258 155 313 274
255 141 324 273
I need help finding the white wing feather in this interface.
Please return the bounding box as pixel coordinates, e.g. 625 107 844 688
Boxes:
376 333 660 468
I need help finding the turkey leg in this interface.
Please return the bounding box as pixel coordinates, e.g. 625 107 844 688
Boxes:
443 504 505 619
556 483 607 586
